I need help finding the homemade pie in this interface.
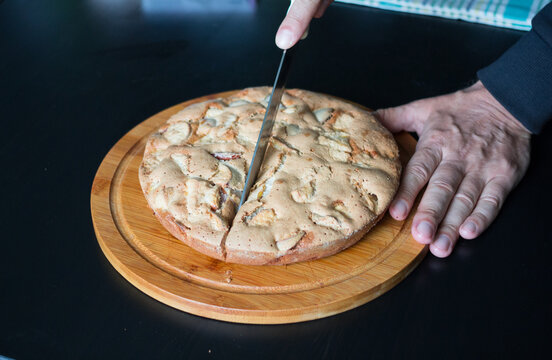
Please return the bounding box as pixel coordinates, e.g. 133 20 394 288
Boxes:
139 87 401 265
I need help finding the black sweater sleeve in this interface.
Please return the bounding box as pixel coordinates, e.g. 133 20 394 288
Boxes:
477 3 552 134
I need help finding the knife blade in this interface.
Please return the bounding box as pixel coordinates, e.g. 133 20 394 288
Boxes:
238 48 294 208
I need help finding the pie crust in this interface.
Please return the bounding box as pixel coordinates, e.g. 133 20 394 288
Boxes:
139 87 401 265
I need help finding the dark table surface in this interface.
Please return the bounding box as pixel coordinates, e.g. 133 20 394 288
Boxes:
1 0 550 358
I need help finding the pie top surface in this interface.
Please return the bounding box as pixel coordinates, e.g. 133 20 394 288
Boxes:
139 87 401 264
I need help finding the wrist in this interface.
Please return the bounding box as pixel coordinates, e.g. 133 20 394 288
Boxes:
464 81 532 136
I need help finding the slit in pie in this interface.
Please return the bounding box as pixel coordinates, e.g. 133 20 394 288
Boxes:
139 87 401 265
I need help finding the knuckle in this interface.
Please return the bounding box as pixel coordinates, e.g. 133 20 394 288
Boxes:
290 0 320 19
440 159 464 173
416 146 440 164
397 188 416 202
418 207 442 222
479 193 502 209
470 212 489 227
407 163 431 183
490 157 526 179
454 192 476 210
495 159 516 175
423 131 447 147
431 178 456 195
285 14 304 28
439 223 459 237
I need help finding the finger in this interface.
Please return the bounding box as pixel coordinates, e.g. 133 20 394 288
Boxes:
375 98 435 134
411 161 464 245
389 146 441 221
314 0 333 18
430 176 484 257
276 0 321 49
459 177 512 239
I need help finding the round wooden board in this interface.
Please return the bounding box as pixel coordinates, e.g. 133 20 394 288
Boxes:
90 90 427 324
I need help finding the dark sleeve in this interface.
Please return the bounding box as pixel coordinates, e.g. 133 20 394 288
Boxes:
477 3 552 134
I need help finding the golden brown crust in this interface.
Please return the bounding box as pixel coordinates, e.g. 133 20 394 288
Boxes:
225 212 387 265
153 210 226 261
139 87 401 265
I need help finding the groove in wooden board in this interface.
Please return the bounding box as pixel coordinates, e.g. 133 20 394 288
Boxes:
115 152 409 293
90 90 427 324
113 116 415 294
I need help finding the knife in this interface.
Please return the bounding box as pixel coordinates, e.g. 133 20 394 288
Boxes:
238 0 309 208
238 47 295 208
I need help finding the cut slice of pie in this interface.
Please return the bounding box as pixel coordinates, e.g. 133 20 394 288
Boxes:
139 87 401 265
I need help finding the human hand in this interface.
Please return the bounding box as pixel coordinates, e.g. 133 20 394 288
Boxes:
275 0 333 49
377 81 531 257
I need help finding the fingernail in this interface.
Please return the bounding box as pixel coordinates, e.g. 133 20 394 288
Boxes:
416 221 434 238
276 29 293 49
463 221 477 235
392 200 407 219
434 235 451 252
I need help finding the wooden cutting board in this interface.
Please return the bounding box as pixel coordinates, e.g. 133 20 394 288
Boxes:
90 90 427 324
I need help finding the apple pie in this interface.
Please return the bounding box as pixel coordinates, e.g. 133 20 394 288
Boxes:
139 87 401 265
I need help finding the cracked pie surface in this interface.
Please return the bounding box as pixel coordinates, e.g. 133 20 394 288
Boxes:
139 87 401 265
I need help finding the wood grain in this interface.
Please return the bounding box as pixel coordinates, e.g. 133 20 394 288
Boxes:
90 90 427 324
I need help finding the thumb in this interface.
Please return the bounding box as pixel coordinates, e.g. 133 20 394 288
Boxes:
375 98 433 134
276 0 320 49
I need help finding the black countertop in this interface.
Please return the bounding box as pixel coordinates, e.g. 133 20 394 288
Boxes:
1 0 550 358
